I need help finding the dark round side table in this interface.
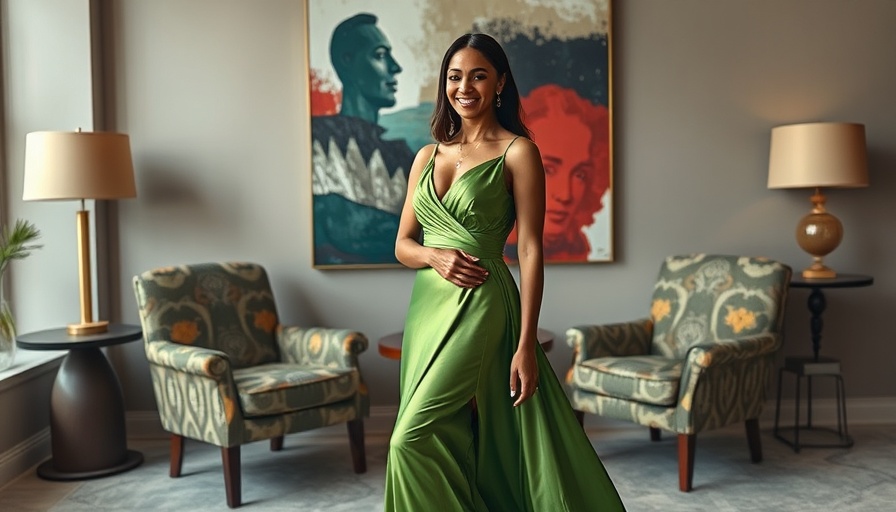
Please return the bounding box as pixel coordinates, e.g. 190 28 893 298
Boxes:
773 273 873 452
17 323 144 480
789 273 874 360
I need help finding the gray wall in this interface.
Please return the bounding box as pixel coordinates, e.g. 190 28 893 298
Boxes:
6 0 896 415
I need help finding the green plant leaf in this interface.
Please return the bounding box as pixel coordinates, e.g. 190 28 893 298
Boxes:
0 219 43 274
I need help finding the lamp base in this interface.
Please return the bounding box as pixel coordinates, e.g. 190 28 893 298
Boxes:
802 264 837 279
67 320 109 336
795 190 843 281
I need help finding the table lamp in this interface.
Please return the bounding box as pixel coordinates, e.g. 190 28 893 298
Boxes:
22 130 136 336
767 122 868 279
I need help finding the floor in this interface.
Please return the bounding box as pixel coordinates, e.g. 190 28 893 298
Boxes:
1 424 894 511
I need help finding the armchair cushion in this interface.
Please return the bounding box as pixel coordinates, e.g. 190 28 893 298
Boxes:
233 364 360 416
575 355 682 406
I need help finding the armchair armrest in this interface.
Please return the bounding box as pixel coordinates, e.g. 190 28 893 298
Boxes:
566 318 653 364
145 339 232 379
687 333 782 369
276 326 369 368
674 333 783 432
144 339 245 441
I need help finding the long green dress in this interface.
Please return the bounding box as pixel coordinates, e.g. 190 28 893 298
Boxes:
384 138 625 511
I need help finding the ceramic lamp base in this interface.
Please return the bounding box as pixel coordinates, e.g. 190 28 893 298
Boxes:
795 192 843 279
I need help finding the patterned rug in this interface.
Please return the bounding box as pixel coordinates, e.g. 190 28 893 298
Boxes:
39 423 896 511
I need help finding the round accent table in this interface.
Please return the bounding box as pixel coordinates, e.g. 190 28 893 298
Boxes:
17 324 144 480
378 327 555 360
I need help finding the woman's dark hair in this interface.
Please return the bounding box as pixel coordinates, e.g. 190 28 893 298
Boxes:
430 33 530 143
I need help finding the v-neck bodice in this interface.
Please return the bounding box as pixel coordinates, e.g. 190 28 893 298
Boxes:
433 155 502 203
413 139 519 260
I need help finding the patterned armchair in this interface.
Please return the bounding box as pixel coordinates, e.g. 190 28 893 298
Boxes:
565 254 791 491
133 262 369 508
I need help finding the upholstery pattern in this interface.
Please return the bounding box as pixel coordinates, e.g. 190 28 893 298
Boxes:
577 356 682 406
134 262 369 447
566 254 791 435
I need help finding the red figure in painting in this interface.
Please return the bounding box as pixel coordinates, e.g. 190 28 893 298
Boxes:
505 84 610 263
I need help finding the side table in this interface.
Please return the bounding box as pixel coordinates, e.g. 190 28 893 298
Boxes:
17 324 144 480
378 327 555 360
773 274 873 452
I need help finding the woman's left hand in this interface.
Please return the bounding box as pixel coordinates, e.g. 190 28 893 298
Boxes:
509 345 539 407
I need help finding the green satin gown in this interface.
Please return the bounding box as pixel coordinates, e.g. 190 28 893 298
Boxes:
384 138 625 511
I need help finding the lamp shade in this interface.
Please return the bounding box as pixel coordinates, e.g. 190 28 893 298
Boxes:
23 131 137 201
767 122 868 189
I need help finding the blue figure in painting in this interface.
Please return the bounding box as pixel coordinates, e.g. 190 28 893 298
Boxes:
311 13 415 266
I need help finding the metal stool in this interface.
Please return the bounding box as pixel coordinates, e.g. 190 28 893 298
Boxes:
773 356 853 452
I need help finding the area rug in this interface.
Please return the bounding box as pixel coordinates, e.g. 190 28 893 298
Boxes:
45 424 896 511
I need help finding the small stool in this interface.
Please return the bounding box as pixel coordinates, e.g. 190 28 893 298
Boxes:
773 356 853 452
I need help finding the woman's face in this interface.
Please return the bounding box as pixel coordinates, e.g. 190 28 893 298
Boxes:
530 115 593 239
444 47 505 121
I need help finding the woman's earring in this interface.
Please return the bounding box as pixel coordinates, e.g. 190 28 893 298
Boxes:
449 119 455 135
496 92 502 108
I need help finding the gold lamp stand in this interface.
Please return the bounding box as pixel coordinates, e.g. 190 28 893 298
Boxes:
22 130 137 337
795 188 843 279
71 207 108 336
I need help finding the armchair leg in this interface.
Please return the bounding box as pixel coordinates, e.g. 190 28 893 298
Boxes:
222 446 241 508
745 418 763 463
574 410 585 427
650 427 661 441
270 436 284 452
677 434 695 492
169 434 185 478
347 419 367 474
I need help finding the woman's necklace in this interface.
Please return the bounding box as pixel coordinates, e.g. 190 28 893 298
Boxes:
455 139 484 169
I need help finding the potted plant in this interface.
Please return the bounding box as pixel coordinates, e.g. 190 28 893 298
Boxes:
0 219 42 371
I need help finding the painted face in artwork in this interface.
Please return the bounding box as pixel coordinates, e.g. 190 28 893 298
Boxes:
341 25 402 110
530 115 594 241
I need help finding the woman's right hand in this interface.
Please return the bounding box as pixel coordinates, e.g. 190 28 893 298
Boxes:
429 248 489 288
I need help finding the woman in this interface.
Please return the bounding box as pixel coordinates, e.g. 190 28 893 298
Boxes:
384 33 625 511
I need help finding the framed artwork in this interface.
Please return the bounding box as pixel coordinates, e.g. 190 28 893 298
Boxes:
306 0 613 268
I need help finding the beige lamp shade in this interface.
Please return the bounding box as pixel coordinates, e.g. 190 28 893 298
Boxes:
766 122 869 279
23 131 137 201
21 130 137 336
767 122 869 189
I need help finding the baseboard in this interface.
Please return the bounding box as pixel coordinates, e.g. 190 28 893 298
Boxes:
0 428 50 490
764 396 896 427
125 410 166 440
123 396 896 442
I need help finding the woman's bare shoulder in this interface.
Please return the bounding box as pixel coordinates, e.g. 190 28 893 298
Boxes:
504 136 542 166
416 143 438 158
411 143 439 166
